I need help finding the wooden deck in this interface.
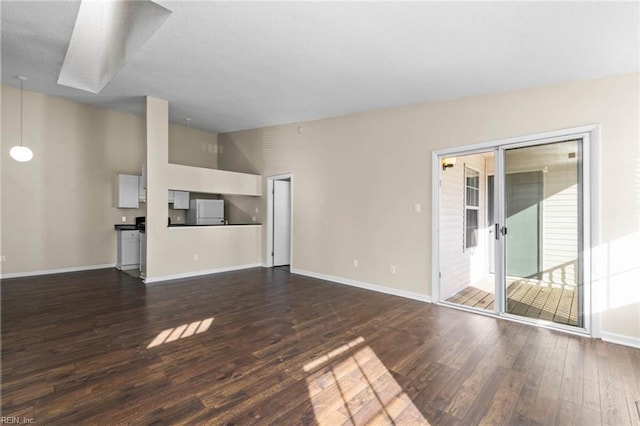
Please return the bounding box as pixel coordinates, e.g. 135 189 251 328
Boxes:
446 276 579 326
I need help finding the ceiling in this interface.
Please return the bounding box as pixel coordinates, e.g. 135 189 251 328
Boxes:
2 1 639 134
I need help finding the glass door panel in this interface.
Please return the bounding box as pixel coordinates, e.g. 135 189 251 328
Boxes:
503 140 582 327
439 151 496 312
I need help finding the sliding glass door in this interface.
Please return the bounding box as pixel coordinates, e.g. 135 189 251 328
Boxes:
438 135 588 331
501 139 583 327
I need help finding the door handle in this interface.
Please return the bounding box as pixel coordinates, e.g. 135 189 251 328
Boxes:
495 223 500 240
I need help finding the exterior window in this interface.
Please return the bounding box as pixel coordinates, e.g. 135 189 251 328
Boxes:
465 166 480 249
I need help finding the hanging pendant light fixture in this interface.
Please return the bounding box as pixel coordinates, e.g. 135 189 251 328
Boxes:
10 76 34 162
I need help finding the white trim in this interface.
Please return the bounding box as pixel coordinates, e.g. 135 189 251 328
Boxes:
0 263 115 279
292 268 432 303
266 173 293 268
143 263 262 284
433 124 599 157
587 127 601 339
431 152 441 303
599 332 640 349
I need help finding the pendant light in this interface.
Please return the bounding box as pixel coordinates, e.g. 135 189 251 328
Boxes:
9 76 34 162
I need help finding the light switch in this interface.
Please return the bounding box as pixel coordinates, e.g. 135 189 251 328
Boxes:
414 203 421 213
121 216 127 222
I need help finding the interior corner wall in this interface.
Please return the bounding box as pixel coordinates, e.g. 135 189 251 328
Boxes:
218 72 640 342
0 87 223 277
145 97 261 280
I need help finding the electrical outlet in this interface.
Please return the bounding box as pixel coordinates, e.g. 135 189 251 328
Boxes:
121 216 127 222
414 203 421 213
193 254 199 261
353 259 358 268
1 255 6 263
390 265 397 274
252 216 256 222
177 216 181 222
255 207 259 214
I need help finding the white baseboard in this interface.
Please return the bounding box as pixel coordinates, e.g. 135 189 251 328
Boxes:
144 263 262 284
600 331 640 349
290 268 432 303
0 263 116 280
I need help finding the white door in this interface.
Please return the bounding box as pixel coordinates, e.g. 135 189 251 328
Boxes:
273 180 291 266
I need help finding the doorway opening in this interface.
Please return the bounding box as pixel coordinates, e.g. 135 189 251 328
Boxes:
433 126 595 334
266 174 293 268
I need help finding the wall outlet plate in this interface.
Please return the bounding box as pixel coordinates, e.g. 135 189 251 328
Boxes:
121 216 127 222
353 259 358 268
390 265 397 274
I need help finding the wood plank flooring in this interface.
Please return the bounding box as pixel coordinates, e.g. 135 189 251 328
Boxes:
2 268 639 425
447 277 579 326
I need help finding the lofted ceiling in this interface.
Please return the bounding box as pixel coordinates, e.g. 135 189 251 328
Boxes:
2 1 639 134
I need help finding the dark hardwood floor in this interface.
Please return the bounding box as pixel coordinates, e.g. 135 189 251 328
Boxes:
2 268 639 425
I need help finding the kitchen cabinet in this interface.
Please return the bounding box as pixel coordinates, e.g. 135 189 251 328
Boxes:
173 190 189 209
116 230 140 270
168 190 174 203
117 174 140 208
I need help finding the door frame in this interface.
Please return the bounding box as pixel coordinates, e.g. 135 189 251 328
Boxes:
431 124 600 337
266 173 293 268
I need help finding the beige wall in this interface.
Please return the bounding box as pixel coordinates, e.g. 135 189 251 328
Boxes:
168 124 218 169
0 87 223 276
218 73 640 341
1 86 146 275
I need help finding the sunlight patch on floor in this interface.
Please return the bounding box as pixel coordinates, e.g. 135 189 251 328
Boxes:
147 317 213 348
304 337 429 425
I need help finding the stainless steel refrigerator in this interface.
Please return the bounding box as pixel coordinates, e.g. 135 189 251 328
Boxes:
186 199 224 225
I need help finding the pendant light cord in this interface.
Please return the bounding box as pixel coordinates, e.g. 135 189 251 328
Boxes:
20 79 23 147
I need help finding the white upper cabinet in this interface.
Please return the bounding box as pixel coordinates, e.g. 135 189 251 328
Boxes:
117 174 140 208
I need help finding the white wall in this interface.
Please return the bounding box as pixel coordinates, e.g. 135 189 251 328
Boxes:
219 72 640 343
439 153 489 298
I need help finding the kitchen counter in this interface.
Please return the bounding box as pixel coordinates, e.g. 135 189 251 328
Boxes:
114 224 138 230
